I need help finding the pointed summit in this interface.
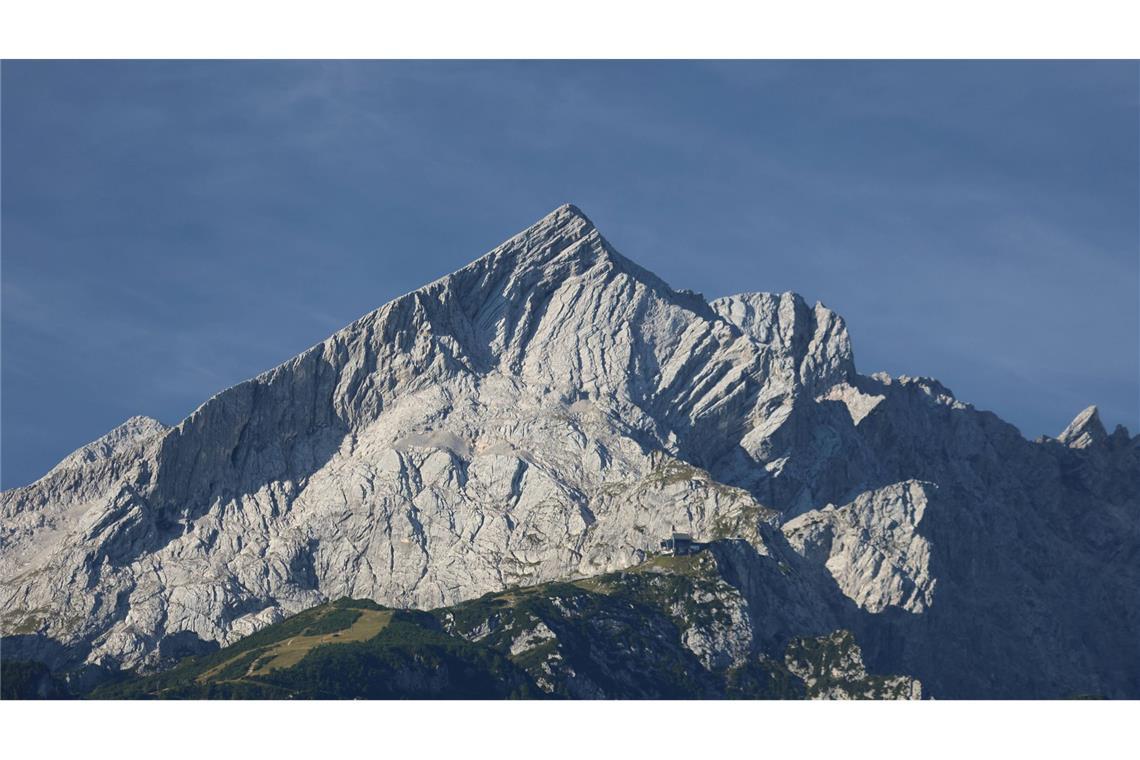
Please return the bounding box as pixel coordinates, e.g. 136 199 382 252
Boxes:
1057 405 1108 449
551 202 591 222
438 203 681 317
454 203 601 281
511 202 596 244
529 202 594 236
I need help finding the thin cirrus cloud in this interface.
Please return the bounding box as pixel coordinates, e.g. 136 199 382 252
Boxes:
1 60 1137 489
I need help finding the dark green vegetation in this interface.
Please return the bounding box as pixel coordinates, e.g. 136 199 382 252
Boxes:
90 599 536 699
433 552 918 699
5 550 919 700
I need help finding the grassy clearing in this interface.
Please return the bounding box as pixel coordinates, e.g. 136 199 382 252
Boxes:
248 609 392 675
628 553 709 576
196 608 392 684
570 576 615 594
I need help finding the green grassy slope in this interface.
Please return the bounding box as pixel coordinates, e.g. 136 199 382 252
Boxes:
90 599 537 699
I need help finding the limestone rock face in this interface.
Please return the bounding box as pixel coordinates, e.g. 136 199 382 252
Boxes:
782 480 935 614
710 292 855 395
2 204 1138 698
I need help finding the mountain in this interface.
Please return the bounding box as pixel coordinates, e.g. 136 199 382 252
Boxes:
2 204 1138 698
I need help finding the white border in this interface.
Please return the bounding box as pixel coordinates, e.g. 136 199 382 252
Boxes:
1 0 1139 58
2 1 1137 756
1 699 1137 758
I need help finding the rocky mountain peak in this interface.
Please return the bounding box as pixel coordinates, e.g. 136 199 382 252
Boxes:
456 203 683 309
53 415 168 472
2 204 1137 700
1057 405 1108 449
710 291 855 393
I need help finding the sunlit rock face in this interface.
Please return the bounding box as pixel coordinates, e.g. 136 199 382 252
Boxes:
3 204 1138 698
783 480 936 615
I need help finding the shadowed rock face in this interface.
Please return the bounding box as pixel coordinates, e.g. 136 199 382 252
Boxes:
2 204 1138 698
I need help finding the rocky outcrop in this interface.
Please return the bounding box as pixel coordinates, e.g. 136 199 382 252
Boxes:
783 630 922 700
2 204 1137 698
782 480 936 614
435 549 917 699
1057 405 1109 449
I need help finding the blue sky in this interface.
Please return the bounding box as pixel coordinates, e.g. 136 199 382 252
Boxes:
2 61 1137 489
